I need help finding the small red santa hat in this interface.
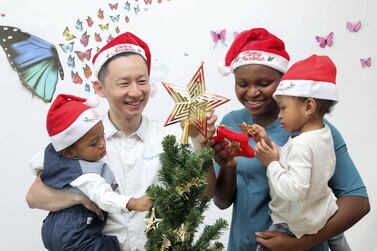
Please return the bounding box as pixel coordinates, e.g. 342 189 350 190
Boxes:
273 54 338 102
46 94 101 151
92 32 151 77
218 28 290 76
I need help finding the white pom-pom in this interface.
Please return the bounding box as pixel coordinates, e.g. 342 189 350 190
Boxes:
85 95 99 107
217 62 232 76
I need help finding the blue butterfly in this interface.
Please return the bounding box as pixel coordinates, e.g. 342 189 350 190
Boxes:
124 1 131 11
110 15 120 23
67 55 75 68
75 19 83 32
134 4 140 15
0 26 64 102
85 83 90 92
59 41 74 53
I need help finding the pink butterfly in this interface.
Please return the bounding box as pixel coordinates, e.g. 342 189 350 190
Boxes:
360 57 372 68
86 16 94 27
210 29 227 48
71 71 83 84
97 8 104 19
315 32 334 48
233 31 239 39
115 26 120 34
346 21 362 32
109 3 119 10
75 48 92 62
80 31 90 47
95 32 102 42
144 0 152 4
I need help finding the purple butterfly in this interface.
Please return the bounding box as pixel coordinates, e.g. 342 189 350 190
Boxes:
315 32 334 48
80 31 90 47
210 29 227 48
346 21 362 32
360 57 372 68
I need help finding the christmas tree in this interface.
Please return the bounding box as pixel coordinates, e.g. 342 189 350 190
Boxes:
145 135 228 251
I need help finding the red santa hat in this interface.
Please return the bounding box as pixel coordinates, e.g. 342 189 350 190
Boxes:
218 28 290 76
46 94 101 151
273 54 338 102
92 32 151 77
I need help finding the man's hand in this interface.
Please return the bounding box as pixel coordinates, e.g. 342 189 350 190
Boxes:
81 196 104 220
127 195 152 212
256 231 304 251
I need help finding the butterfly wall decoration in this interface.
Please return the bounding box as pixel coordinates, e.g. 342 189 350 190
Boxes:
97 9 104 19
75 48 92 62
75 19 83 32
210 29 227 48
1 0 181 98
109 3 119 10
315 32 334 48
59 42 74 53
0 26 64 102
360 57 372 68
346 21 362 33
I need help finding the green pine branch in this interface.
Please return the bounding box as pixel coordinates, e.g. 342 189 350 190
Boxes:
145 135 228 250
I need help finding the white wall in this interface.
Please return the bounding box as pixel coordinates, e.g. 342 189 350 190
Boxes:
0 0 376 250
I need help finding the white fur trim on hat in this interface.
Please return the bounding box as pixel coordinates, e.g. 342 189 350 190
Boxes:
217 62 232 76
231 50 289 73
94 43 146 78
50 109 101 151
84 95 99 107
273 79 338 102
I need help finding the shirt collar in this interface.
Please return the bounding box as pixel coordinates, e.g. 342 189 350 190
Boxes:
103 113 148 142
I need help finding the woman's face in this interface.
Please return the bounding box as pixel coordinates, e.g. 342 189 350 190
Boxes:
234 64 282 120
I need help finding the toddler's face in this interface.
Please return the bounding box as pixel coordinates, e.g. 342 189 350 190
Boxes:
276 96 307 132
70 121 107 161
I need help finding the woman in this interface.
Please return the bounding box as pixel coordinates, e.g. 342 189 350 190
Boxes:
209 28 370 251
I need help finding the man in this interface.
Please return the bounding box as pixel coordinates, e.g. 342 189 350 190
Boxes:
26 32 216 251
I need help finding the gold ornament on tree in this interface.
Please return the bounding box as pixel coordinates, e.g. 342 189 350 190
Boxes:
174 223 190 242
162 63 230 144
144 207 162 233
160 234 172 251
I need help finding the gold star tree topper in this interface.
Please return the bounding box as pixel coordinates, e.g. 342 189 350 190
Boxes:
162 63 230 144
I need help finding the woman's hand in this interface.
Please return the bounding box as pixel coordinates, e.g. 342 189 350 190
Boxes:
208 138 238 169
256 231 304 251
189 109 218 149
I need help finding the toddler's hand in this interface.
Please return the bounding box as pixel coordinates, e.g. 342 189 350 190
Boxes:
252 124 272 148
127 195 152 212
255 139 279 167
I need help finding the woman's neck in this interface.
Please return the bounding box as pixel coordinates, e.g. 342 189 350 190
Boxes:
251 106 280 127
108 111 142 136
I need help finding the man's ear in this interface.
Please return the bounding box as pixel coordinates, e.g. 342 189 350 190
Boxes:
93 80 106 98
